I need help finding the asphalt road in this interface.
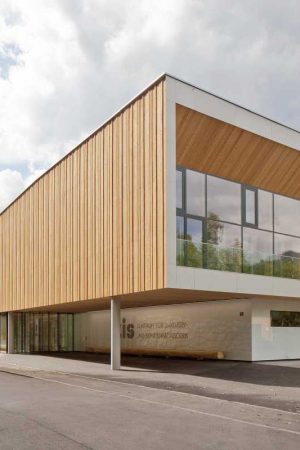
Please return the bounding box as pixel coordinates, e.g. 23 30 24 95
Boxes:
0 355 299 449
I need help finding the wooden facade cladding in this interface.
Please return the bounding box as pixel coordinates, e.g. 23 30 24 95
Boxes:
176 104 300 199
0 79 166 312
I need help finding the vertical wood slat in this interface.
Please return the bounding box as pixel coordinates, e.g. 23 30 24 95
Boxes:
0 79 166 312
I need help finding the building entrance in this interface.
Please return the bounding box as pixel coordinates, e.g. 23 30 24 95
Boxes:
13 312 74 353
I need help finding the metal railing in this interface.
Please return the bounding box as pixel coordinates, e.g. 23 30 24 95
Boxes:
176 239 300 279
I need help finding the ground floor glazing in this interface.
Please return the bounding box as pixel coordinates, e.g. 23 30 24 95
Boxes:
0 312 74 353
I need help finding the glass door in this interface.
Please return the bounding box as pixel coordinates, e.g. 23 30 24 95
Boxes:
49 313 58 351
0 314 7 352
58 314 74 351
8 312 74 353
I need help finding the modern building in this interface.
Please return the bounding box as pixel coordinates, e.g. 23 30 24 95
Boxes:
1 74 300 367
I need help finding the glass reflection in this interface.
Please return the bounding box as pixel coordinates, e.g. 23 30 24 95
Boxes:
176 166 300 279
245 189 256 224
274 234 300 279
176 216 184 239
12 312 74 353
243 228 273 275
187 218 202 243
274 233 300 258
207 221 241 272
207 176 241 224
176 170 183 209
271 310 300 327
207 220 241 247
274 194 300 236
243 227 273 254
258 190 273 230
186 169 205 216
176 216 185 265
186 218 203 267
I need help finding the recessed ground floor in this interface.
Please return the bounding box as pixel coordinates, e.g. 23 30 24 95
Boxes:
1 296 300 361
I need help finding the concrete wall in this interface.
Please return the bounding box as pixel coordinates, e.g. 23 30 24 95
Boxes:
251 298 300 360
74 300 252 361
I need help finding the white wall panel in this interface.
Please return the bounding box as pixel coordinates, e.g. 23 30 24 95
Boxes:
251 298 300 360
75 300 252 360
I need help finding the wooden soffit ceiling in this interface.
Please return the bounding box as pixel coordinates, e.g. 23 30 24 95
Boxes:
176 104 300 199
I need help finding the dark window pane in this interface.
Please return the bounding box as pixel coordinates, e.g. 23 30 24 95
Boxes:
0 314 7 352
186 169 205 216
207 176 241 224
258 190 273 230
176 170 183 209
207 221 241 272
274 234 300 279
245 189 256 224
274 194 300 236
243 228 273 275
271 311 300 327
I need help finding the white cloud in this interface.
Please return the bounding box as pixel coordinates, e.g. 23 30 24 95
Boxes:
0 169 25 212
0 0 300 211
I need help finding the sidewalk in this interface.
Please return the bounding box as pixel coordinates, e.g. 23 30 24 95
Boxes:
1 352 300 412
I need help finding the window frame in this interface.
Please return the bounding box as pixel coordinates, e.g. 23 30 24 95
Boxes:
242 185 258 228
176 167 185 213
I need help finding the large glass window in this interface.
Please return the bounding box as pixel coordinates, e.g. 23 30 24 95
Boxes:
186 169 205 216
243 228 273 275
207 175 241 224
274 194 300 237
176 166 300 279
258 190 273 231
176 169 183 210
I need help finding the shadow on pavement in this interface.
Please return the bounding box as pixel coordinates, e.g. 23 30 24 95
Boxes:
39 352 300 388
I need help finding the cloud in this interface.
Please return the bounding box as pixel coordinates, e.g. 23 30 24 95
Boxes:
0 0 300 211
0 169 25 212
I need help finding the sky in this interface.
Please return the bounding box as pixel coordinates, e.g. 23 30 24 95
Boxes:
0 0 299 212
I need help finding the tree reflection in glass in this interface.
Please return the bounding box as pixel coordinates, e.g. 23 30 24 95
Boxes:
207 214 241 272
207 176 241 224
186 218 203 268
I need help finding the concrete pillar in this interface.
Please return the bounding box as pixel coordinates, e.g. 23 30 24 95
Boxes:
7 312 14 354
110 298 121 370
